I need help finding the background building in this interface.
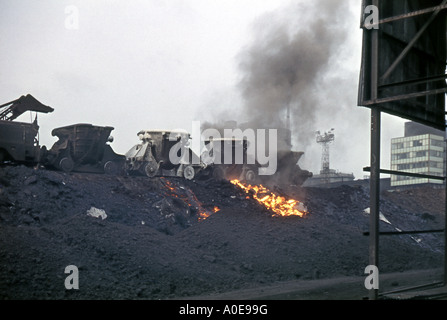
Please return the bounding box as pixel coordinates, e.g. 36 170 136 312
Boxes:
390 122 445 188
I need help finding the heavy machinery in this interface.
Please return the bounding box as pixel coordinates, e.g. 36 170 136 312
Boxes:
0 94 54 163
202 137 312 185
0 94 124 173
42 123 125 174
0 94 312 185
202 137 260 183
202 122 312 186
125 129 204 180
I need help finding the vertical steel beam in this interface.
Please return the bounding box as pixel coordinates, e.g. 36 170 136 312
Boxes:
368 0 380 300
369 107 381 300
444 133 447 286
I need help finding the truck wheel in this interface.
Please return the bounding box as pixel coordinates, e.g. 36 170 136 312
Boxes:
59 157 74 172
144 161 159 177
104 161 118 175
244 169 257 184
183 165 195 180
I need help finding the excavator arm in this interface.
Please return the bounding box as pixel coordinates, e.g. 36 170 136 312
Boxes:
0 94 53 121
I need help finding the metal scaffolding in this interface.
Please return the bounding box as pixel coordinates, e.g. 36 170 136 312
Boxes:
316 129 335 174
358 0 447 300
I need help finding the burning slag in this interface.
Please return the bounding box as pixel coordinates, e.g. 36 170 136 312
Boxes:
168 121 277 176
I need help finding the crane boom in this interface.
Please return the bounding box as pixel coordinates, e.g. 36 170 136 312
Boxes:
0 94 53 121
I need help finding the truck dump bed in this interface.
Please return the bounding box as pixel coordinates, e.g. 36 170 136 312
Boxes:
44 123 125 173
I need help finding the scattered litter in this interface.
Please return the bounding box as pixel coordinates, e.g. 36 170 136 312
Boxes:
364 208 424 244
410 236 422 244
86 207 107 220
296 202 307 213
363 208 392 225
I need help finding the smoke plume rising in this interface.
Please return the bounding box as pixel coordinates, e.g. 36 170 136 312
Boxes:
236 0 351 149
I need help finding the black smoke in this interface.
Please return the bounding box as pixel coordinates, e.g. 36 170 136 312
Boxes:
236 0 351 149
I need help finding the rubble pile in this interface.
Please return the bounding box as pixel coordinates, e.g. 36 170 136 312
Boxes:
0 165 444 299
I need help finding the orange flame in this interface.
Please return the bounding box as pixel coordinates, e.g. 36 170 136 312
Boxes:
230 179 307 217
161 178 219 221
198 211 210 221
198 206 220 221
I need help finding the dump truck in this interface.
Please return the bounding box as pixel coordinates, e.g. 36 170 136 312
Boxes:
125 129 204 179
42 123 125 174
202 138 260 183
0 94 54 163
203 122 313 186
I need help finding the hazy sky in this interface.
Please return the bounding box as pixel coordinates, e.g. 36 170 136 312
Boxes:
0 0 407 179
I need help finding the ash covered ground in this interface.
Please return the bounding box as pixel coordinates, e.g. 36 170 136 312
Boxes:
0 165 445 300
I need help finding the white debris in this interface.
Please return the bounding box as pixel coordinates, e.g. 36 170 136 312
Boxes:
296 202 308 213
379 213 392 225
363 208 392 225
363 208 424 244
86 207 107 220
410 236 422 243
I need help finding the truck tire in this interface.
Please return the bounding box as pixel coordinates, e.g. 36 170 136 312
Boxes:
59 157 74 172
104 161 118 175
144 161 159 177
183 165 195 180
244 169 257 184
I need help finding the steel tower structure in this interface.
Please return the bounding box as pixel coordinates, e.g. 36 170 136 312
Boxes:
316 129 335 174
